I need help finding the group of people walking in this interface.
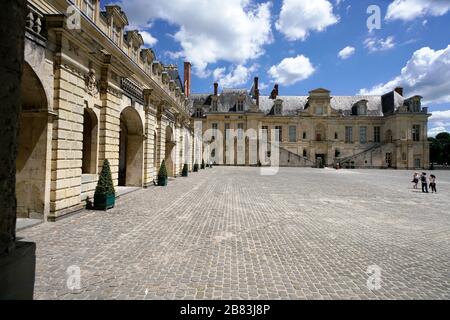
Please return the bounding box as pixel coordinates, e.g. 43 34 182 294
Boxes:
412 172 437 193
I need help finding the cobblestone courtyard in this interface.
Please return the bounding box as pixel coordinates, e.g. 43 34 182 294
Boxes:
18 167 450 300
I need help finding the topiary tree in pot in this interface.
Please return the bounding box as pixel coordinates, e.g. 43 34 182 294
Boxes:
158 160 168 186
94 159 116 210
182 163 189 177
193 163 199 172
201 159 205 169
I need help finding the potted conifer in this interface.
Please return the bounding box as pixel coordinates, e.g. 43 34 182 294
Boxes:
94 159 116 210
193 163 199 172
201 159 205 169
182 163 189 177
158 160 168 186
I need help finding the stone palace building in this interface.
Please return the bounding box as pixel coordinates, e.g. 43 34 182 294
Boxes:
192 78 430 170
19 0 430 222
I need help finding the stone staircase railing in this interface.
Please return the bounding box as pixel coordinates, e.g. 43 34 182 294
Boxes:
335 143 382 167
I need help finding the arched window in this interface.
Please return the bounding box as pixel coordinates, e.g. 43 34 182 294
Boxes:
82 108 98 174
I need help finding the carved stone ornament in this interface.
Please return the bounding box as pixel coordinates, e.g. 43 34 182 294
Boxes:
85 68 99 96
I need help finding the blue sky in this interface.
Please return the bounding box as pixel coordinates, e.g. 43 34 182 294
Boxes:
101 0 450 135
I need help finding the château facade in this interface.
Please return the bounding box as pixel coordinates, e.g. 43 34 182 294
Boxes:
20 0 194 221
19 0 430 222
192 78 430 170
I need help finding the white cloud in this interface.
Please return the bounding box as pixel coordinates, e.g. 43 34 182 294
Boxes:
430 110 450 122
115 0 273 77
213 64 258 88
386 0 450 21
268 55 315 86
275 0 339 41
428 126 447 137
428 110 450 136
338 46 355 59
164 51 184 60
364 36 395 52
140 31 158 47
359 45 450 105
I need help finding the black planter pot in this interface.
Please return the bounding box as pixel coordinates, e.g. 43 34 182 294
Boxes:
94 193 115 210
193 165 199 172
158 176 168 186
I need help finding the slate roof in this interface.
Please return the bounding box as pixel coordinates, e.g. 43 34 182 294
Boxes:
190 89 409 117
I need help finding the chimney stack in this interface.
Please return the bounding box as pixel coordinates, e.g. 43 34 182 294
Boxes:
270 84 279 99
184 61 191 97
394 87 403 96
214 82 218 96
254 77 260 107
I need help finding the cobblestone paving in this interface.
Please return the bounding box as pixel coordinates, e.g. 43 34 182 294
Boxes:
18 167 450 300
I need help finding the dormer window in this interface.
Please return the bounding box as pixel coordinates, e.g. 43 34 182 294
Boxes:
113 25 121 45
357 105 367 115
237 100 244 112
352 100 368 116
274 101 282 115
132 47 139 62
82 0 96 20
195 107 203 118
212 100 218 112
315 105 324 115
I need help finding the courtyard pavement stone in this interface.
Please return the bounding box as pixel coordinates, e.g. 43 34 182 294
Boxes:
18 167 450 300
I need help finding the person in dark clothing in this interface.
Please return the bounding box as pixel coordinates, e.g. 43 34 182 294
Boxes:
429 174 437 193
420 172 428 193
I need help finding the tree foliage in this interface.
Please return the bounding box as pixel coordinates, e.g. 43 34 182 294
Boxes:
429 132 450 164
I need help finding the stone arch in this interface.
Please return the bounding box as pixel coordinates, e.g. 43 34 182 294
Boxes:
82 107 98 174
16 62 50 219
119 106 144 186
165 125 175 177
315 123 326 141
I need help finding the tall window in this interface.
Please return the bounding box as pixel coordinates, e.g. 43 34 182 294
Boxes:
275 126 282 142
345 126 353 143
412 125 421 142
303 132 307 140
289 126 297 142
374 126 381 143
237 123 244 139
212 123 218 139
83 0 95 20
237 100 244 112
224 123 230 138
360 126 367 144
153 132 157 168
